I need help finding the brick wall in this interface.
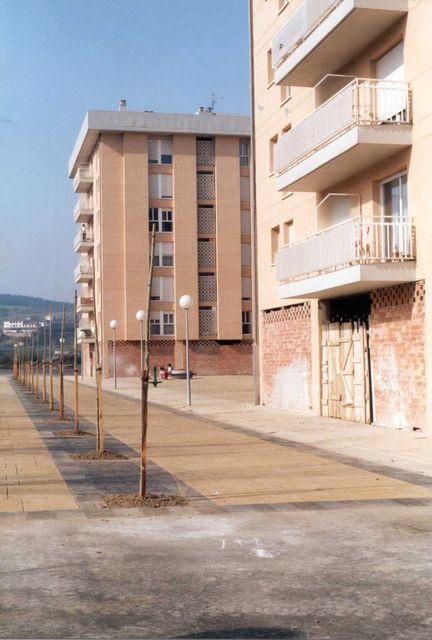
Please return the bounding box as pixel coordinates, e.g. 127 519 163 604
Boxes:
107 339 252 377
262 303 312 412
369 281 425 430
190 340 252 375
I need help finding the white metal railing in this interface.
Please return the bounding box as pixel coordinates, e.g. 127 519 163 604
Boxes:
73 195 93 217
74 230 94 249
274 78 411 175
272 0 340 69
74 263 93 279
276 216 415 283
77 296 93 308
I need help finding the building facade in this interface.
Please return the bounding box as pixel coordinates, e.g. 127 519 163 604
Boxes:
251 0 431 431
69 107 252 377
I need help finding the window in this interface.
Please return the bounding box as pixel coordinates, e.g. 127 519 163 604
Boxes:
151 276 174 301
241 210 251 235
283 220 294 246
271 226 280 264
240 176 250 201
148 138 173 165
269 134 278 174
163 313 175 335
242 277 252 300
153 242 174 267
267 49 274 86
239 141 249 167
149 173 173 199
148 208 173 232
242 311 252 335
280 85 291 104
241 243 252 267
150 312 175 336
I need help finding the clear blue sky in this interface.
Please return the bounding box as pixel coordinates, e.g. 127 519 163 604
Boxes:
0 0 250 302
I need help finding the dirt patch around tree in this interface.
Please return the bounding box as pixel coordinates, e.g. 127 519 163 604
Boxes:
71 450 128 461
103 493 189 509
56 430 93 437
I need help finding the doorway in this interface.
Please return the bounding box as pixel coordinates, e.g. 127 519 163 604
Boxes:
321 294 372 424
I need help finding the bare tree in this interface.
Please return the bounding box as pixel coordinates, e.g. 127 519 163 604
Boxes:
139 226 156 497
59 303 66 420
92 257 104 452
73 290 80 433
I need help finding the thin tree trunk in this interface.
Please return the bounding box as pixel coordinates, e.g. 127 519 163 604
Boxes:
139 226 156 498
35 327 39 399
59 303 65 420
49 306 54 410
92 258 104 452
73 290 79 433
42 316 47 403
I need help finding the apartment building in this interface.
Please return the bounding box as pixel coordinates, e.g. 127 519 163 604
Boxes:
69 107 252 378
251 0 431 431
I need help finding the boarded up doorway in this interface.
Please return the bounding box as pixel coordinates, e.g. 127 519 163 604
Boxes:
321 295 372 424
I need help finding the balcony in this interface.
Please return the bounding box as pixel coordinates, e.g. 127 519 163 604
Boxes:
275 78 412 192
73 163 93 193
276 216 416 299
73 195 93 224
74 263 93 283
76 296 94 313
74 229 94 253
272 0 408 87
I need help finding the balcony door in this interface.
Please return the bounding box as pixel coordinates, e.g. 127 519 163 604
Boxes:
375 41 406 121
381 172 408 257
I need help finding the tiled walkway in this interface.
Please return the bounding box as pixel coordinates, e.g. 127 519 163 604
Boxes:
62 379 432 507
0 377 78 512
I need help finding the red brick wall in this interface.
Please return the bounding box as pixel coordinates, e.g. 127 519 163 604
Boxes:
369 281 425 430
107 339 252 377
262 303 312 412
190 340 252 375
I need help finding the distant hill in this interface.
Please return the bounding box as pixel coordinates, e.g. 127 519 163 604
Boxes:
0 294 73 315
0 294 75 367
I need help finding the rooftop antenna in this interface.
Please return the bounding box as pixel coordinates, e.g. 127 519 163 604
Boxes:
210 91 223 111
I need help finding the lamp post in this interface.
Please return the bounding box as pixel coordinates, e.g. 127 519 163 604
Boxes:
109 320 118 389
77 330 85 380
179 294 193 406
136 310 145 374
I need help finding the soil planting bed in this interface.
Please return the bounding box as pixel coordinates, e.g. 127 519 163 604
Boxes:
56 430 93 437
103 493 189 509
71 450 128 461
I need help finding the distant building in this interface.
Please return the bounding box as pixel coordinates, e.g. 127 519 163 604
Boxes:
69 105 252 378
2 320 42 336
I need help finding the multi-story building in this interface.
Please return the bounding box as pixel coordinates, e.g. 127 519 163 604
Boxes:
69 105 252 378
2 321 41 336
251 0 431 431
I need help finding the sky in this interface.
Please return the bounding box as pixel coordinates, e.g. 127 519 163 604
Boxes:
0 0 250 302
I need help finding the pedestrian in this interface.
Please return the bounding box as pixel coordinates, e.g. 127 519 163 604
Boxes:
167 363 173 378
159 366 165 380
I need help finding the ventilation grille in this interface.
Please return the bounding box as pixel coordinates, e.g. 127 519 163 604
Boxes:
199 309 217 336
198 207 216 234
199 274 217 301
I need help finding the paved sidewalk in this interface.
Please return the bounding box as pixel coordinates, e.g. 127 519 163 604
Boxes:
76 374 432 479
61 378 432 507
0 377 78 512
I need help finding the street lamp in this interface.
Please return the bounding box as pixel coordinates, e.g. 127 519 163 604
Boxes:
179 294 193 406
109 320 118 388
77 329 85 380
136 310 145 374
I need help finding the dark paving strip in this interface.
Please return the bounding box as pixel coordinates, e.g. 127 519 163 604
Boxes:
10 380 216 517
129 397 432 490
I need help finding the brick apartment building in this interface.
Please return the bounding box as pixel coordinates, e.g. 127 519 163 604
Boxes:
69 106 252 377
251 0 431 430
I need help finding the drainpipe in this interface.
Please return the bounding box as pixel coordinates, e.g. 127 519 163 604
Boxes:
248 0 260 405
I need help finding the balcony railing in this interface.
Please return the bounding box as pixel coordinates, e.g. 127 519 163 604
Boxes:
275 78 411 176
73 195 93 221
74 230 94 250
77 296 94 310
272 0 339 69
276 217 415 283
74 263 93 280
